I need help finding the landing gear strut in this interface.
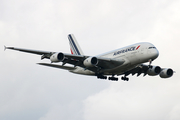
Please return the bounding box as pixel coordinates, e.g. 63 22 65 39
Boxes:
148 59 153 68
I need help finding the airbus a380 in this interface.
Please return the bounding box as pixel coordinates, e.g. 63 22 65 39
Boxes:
5 34 174 81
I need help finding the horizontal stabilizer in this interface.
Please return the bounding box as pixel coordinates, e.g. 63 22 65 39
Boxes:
37 63 76 71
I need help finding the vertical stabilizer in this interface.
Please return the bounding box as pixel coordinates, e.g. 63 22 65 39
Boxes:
68 34 84 55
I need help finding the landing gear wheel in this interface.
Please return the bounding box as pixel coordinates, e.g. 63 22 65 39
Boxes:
97 75 107 80
108 77 118 81
121 76 129 81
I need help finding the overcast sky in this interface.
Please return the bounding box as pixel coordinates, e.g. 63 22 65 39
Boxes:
1 0 180 120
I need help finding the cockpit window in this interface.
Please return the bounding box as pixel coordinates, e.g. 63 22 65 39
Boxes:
148 47 156 49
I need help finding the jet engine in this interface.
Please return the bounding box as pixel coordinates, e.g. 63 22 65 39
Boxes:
83 57 98 67
159 68 173 78
50 52 65 62
147 66 161 76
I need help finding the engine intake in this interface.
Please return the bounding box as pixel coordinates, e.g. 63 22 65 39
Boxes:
83 57 98 67
50 52 65 62
159 68 173 78
147 66 161 76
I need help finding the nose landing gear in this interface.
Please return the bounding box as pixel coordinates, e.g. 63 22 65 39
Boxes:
148 59 153 68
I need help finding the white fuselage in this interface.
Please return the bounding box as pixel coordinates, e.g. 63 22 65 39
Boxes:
70 42 159 76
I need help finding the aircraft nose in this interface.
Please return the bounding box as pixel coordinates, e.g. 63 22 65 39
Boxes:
151 49 159 59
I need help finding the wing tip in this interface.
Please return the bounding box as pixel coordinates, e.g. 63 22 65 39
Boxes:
4 46 14 51
37 63 47 65
4 46 6 51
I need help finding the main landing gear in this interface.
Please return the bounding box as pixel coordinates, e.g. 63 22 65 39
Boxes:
96 74 129 81
121 76 129 81
97 74 118 81
108 77 118 81
97 75 107 79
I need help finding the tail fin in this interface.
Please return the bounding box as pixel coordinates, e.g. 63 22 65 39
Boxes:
68 34 84 55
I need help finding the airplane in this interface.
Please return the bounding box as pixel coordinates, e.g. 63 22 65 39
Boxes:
5 34 174 81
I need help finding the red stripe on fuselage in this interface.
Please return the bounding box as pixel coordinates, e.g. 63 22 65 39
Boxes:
136 45 140 50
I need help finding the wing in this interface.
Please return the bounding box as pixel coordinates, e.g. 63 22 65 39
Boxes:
123 64 150 77
63 56 125 73
5 46 51 55
5 46 125 73
37 63 76 70
122 64 174 79
5 46 54 59
48 53 125 73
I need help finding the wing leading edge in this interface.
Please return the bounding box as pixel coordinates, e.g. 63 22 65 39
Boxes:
5 46 52 55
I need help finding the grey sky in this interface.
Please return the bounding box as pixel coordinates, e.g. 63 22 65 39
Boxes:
1 0 180 120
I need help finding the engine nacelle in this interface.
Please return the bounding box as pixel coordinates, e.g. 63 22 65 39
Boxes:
50 52 65 62
159 68 173 78
147 66 161 76
83 57 98 67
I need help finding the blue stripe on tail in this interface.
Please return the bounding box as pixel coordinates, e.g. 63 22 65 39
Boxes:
69 40 77 55
68 35 81 55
